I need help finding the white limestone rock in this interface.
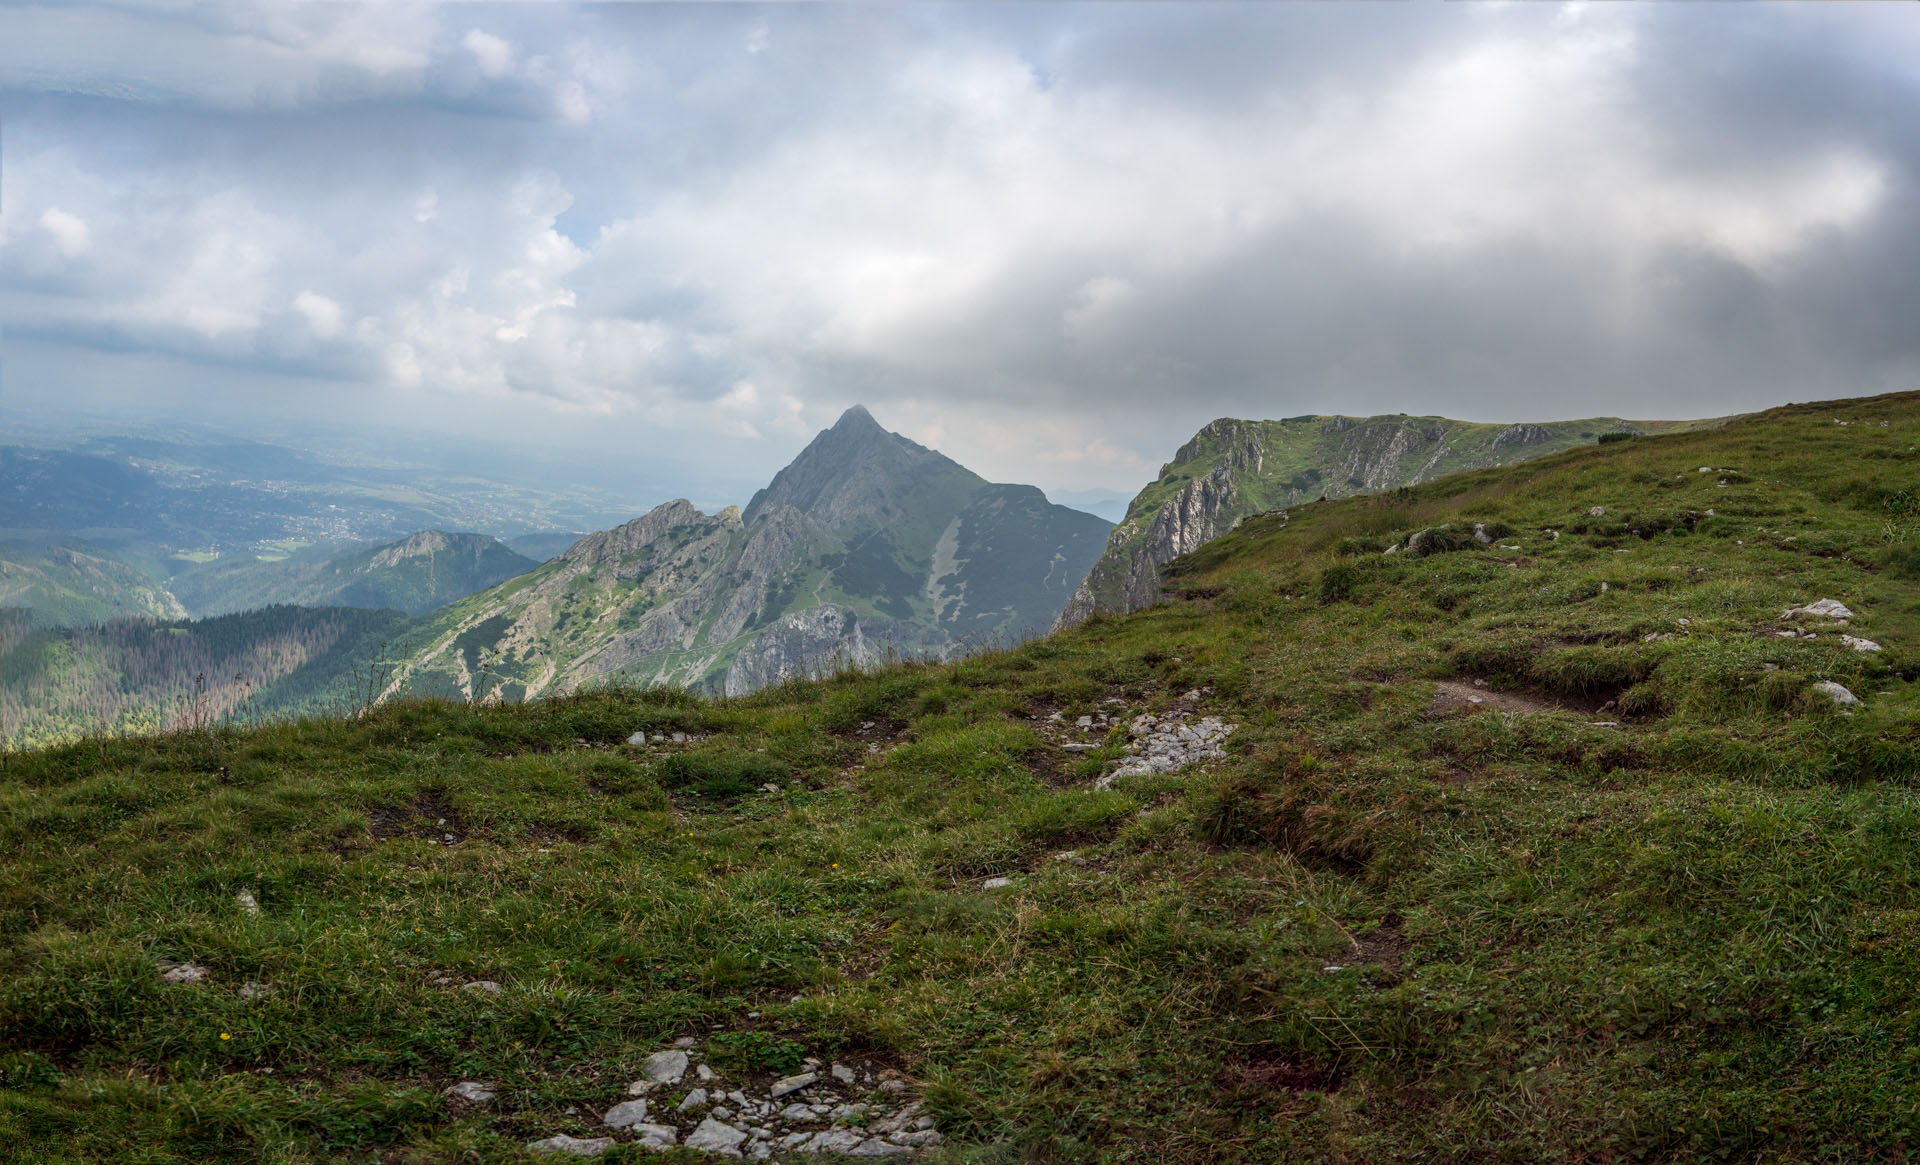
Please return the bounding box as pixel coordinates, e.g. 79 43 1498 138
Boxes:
685 1117 750 1156
642 1049 690 1085
526 1134 613 1157
1784 598 1855 620
444 1081 496 1103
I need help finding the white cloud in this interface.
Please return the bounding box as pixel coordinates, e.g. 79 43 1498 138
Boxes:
463 28 515 79
293 290 345 338
1 3 1914 493
39 207 90 256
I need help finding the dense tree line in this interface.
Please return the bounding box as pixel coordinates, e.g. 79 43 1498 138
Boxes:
0 605 407 750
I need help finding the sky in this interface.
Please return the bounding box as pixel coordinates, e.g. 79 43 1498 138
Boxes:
4 1 1919 508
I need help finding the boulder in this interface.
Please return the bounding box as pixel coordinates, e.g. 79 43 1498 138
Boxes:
1784 599 1855 620
1813 680 1861 708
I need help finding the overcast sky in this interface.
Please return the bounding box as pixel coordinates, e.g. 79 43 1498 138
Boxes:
4 1 1918 504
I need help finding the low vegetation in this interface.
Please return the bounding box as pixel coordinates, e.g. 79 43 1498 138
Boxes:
2 393 1918 1161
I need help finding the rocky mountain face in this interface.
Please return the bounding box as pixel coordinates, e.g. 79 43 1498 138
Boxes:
1057 412 1707 627
383 407 1112 700
167 530 537 617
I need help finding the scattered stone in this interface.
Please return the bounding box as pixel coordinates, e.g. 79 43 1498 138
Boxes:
631 1124 680 1149
234 889 260 916
798 1130 866 1154
604 1099 652 1129
1784 599 1855 620
238 981 272 1000
685 1117 750 1155
679 1089 710 1112
848 1139 914 1157
1588 506 1605 516
1813 681 1861 708
673 1036 699 1048
869 1103 925 1134
160 963 210 985
526 1134 613 1158
770 1072 818 1099
628 731 648 745
981 877 1013 890
671 732 688 744
697 1063 716 1081
444 1081 496 1103
779 1102 816 1121
643 1049 690 1085
1100 712 1237 787
1061 742 1095 753
1841 635 1883 653
1075 715 1094 728
830 1063 856 1084
462 980 503 995
712 1105 736 1120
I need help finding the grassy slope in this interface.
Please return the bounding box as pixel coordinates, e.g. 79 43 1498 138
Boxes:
2 394 1918 1162
1079 415 1721 616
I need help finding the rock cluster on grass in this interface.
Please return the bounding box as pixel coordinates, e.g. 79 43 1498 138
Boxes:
522 1037 943 1158
1096 711 1236 788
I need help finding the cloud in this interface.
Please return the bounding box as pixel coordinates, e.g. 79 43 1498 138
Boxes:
39 208 90 256
292 290 345 339
463 29 514 80
1 2 1916 495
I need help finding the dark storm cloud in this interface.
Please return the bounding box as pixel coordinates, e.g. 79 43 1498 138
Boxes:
3 1 1916 492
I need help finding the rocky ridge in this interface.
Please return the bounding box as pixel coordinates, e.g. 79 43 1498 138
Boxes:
1057 412 1708 628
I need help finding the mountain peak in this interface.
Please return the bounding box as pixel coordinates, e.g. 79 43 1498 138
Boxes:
743 407 971 528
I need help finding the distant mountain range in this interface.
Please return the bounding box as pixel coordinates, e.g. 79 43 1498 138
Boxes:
166 531 537 617
2 403 1739 748
1058 412 1722 627
379 406 1113 700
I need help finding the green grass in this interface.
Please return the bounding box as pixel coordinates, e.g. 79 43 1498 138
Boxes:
2 392 1919 1161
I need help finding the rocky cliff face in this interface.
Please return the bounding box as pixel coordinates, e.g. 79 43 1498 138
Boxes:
385 407 1112 701
1057 412 1671 628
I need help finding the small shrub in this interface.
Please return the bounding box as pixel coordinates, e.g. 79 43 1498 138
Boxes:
708 1030 808 1075
653 750 788 803
1597 431 1636 444
1318 564 1360 604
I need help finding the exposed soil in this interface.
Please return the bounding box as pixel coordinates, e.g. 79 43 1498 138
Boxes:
1220 1056 1348 1095
1430 680 1613 717
369 790 467 844
1351 916 1410 980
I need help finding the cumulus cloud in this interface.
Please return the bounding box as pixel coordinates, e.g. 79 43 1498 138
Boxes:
2 2 1916 495
463 28 515 80
39 208 90 256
